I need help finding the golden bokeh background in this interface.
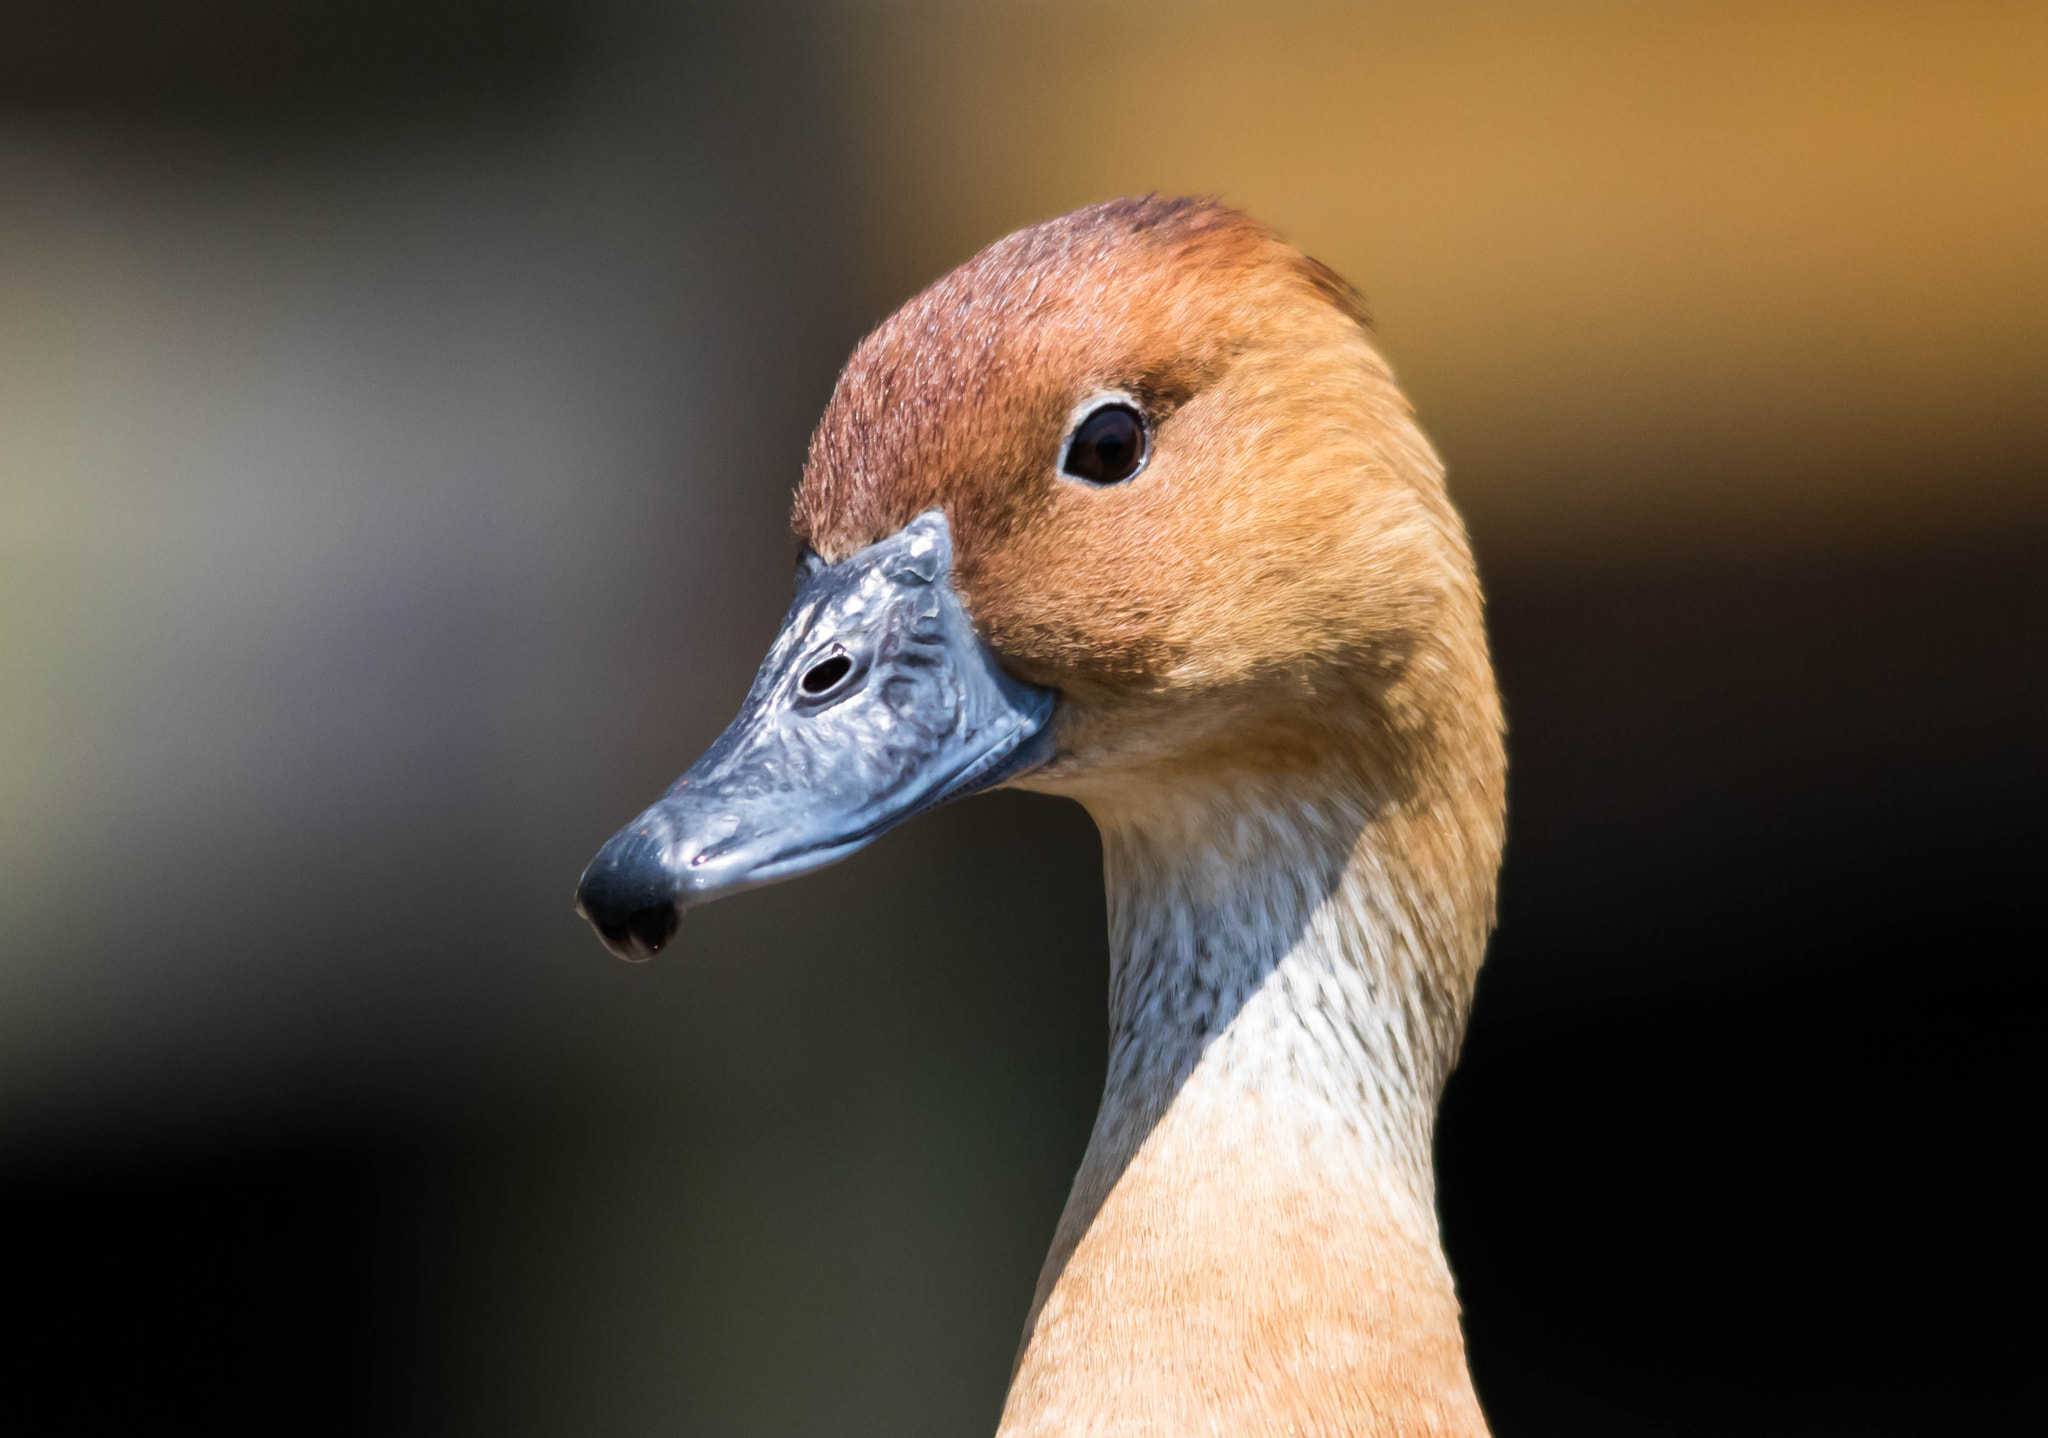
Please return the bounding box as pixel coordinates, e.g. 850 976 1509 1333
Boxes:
825 0 2047 567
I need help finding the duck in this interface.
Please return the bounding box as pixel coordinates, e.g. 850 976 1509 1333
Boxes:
576 195 1506 1438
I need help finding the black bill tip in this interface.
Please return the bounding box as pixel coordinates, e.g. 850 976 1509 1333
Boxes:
584 901 680 962
576 824 683 962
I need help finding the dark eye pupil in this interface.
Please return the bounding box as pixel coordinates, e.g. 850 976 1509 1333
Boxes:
1062 403 1147 484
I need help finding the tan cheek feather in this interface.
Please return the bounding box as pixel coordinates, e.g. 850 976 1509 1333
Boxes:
791 198 1504 1438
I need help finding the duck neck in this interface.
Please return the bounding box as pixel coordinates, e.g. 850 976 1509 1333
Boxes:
999 775 1495 1437
1099 783 1470 1207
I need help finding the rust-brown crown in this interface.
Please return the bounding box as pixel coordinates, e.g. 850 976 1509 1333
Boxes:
793 196 1496 804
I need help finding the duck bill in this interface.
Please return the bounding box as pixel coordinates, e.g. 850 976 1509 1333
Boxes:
575 511 1056 961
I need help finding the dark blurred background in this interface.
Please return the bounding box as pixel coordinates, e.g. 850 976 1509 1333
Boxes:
2 2 2041 1433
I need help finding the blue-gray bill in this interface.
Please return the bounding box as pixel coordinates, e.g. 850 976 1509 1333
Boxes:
575 511 1056 961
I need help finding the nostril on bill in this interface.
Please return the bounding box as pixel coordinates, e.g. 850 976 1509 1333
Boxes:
801 653 852 695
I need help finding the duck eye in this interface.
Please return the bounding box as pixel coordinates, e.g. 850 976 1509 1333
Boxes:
1060 402 1148 485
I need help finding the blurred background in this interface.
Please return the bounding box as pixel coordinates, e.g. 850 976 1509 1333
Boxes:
3 1 2041 1432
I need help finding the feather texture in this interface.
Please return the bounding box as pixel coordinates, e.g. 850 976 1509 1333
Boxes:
794 196 1504 1437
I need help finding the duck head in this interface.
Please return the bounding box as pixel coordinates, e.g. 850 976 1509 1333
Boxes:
577 196 1499 963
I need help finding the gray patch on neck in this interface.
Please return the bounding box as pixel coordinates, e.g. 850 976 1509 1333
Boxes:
1092 785 1475 1203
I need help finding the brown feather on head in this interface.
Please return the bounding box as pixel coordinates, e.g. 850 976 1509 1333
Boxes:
794 196 1499 828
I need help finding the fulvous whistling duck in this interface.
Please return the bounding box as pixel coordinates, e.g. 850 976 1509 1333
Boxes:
578 195 1505 1437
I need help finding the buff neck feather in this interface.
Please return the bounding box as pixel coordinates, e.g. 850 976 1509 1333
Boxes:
998 771 1495 1438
